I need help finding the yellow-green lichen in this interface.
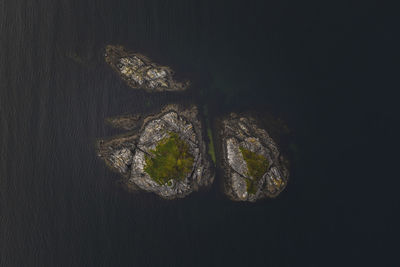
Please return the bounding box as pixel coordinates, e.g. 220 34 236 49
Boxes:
144 132 194 185
239 147 269 194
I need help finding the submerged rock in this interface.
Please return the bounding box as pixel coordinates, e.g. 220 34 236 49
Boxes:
105 114 141 131
218 113 289 202
105 45 190 92
97 104 214 199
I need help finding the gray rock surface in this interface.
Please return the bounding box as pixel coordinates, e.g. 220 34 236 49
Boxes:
97 104 214 199
219 113 289 202
105 45 190 92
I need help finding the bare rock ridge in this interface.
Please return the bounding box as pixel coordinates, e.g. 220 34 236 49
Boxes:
97 104 214 199
218 113 289 202
105 45 190 92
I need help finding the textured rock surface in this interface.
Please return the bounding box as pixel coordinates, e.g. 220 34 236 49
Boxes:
97 104 214 199
105 45 189 92
219 113 289 202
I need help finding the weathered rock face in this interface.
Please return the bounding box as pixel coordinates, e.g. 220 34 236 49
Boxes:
105 45 190 92
219 113 289 202
97 104 214 199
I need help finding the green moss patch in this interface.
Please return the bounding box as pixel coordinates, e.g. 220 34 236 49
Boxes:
239 147 269 194
207 128 216 164
144 132 194 185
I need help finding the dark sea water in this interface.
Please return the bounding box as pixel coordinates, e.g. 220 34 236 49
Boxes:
1 0 398 266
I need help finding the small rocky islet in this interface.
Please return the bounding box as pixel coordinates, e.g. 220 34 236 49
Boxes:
97 45 289 201
97 104 214 199
105 45 189 92
218 113 289 202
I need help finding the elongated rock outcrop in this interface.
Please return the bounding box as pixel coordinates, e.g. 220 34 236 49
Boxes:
219 113 289 202
97 104 214 199
105 45 189 92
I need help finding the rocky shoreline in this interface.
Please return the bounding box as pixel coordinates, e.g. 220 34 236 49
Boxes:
105 45 190 92
97 104 214 199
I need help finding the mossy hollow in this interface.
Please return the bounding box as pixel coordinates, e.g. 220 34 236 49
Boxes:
144 132 194 185
239 147 269 194
207 128 216 163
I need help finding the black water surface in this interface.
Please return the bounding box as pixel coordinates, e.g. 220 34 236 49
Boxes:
1 0 398 266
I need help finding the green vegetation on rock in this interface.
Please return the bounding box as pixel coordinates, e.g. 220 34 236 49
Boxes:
144 132 194 185
207 128 216 164
203 105 216 164
239 147 269 194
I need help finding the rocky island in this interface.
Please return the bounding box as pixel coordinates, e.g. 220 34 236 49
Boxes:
218 113 289 202
97 104 214 199
98 44 290 201
105 45 190 92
